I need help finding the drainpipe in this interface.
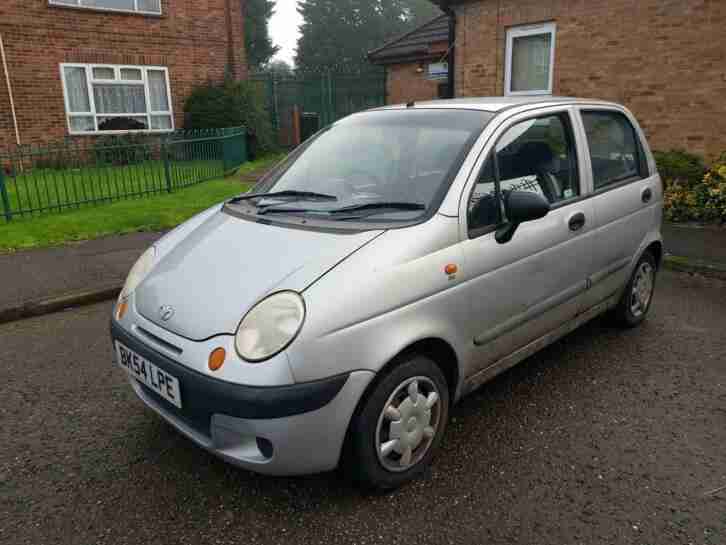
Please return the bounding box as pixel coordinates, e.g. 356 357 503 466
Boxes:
442 5 456 99
0 32 21 146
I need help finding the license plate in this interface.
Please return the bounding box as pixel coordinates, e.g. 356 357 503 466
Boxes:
115 341 182 408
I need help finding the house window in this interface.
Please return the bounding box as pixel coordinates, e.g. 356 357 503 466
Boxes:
49 0 161 15
60 64 174 134
505 23 556 96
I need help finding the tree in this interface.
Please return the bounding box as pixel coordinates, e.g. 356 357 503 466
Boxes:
264 59 295 78
405 0 441 27
295 0 443 72
244 0 280 70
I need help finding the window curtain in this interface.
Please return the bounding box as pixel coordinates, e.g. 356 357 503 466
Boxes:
147 70 169 111
64 67 91 112
93 84 146 114
511 33 552 92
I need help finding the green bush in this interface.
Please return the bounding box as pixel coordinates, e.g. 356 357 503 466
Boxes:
183 80 276 155
654 149 706 189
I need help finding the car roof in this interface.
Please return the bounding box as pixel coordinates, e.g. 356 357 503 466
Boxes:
373 96 620 113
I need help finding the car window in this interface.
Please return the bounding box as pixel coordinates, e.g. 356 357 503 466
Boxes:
467 113 579 236
495 114 580 203
581 111 644 190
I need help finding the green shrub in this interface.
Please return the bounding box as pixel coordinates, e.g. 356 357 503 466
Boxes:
664 158 726 223
183 80 276 155
654 149 706 189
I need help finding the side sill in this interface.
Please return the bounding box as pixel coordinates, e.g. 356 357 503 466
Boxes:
461 293 619 397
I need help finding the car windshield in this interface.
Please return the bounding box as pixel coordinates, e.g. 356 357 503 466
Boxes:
242 109 493 225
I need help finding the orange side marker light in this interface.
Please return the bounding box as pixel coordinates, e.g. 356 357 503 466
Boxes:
208 348 227 372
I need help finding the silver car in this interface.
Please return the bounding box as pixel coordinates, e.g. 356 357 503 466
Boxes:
111 97 663 489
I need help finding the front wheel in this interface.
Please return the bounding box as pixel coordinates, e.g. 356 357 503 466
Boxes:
612 251 657 327
345 355 450 490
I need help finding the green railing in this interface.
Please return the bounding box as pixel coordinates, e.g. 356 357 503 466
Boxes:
0 127 247 222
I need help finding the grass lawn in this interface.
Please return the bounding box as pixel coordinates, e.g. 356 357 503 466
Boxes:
0 154 283 253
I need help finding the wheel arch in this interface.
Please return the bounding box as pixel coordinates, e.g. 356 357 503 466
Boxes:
645 240 663 269
338 337 460 470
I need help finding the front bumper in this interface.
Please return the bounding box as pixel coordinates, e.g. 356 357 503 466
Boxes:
111 320 374 475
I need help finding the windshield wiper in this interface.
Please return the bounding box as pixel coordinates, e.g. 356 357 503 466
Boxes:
228 190 338 205
255 201 426 218
326 202 426 215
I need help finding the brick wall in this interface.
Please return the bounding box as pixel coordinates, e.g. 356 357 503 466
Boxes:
0 0 246 148
387 62 446 105
452 0 726 158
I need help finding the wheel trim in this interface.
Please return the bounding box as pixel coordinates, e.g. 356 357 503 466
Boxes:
375 376 441 473
630 261 654 318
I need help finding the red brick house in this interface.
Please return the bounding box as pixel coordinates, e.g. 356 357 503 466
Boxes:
368 15 452 105
375 0 726 158
0 0 246 148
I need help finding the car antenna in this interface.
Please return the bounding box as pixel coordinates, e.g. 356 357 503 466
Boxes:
406 100 415 108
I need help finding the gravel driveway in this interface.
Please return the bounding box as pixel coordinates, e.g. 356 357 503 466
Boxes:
1 270 724 545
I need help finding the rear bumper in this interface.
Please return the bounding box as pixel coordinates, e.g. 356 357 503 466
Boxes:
111 320 375 475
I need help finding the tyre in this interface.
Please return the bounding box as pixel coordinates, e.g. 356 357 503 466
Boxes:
612 250 657 328
345 355 450 490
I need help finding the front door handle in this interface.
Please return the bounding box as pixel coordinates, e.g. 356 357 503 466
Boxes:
642 187 653 203
568 212 586 232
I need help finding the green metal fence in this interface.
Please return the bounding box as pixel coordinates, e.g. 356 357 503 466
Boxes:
0 127 247 222
251 69 386 147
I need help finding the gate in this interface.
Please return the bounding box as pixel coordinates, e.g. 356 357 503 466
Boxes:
251 69 386 147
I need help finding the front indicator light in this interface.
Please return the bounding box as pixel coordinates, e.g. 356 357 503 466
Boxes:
208 348 226 371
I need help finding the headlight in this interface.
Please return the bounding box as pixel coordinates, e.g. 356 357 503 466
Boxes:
235 291 306 362
119 246 156 301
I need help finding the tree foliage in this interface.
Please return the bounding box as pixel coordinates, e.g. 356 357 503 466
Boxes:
184 81 276 153
244 0 280 70
295 0 442 72
262 59 295 78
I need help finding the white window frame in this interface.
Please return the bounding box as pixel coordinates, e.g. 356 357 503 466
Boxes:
60 63 174 135
49 0 162 16
504 22 557 96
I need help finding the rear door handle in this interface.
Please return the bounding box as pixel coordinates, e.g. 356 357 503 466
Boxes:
642 187 653 203
568 212 586 232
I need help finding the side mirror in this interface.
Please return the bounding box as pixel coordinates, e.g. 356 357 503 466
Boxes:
495 190 550 244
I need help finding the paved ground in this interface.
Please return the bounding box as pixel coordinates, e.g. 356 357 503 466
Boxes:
663 223 726 267
0 232 162 309
1 269 725 545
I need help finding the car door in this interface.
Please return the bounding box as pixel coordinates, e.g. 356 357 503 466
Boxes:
575 107 659 310
459 107 595 374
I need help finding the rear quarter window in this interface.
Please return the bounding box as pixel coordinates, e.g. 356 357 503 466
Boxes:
581 110 648 190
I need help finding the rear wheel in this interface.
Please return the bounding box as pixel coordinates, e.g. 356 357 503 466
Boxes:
612 251 657 327
345 355 449 490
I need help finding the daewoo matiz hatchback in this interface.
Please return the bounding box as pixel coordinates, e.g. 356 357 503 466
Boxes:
111 97 663 489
